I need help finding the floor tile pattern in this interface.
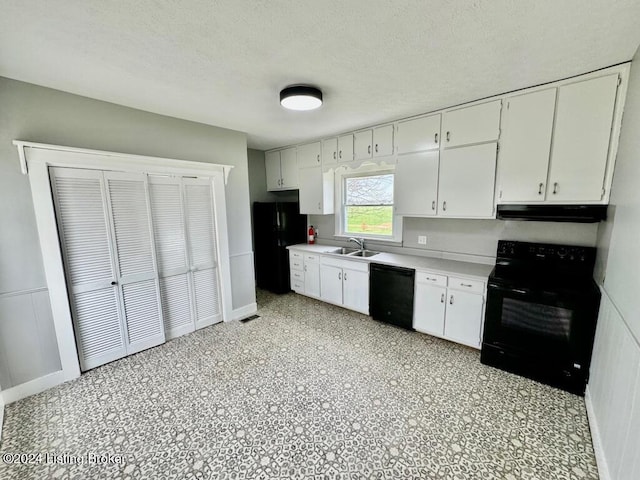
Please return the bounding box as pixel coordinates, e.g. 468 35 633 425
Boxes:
0 290 598 479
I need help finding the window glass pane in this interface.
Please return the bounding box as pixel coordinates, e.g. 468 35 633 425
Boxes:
345 174 393 206
345 205 393 236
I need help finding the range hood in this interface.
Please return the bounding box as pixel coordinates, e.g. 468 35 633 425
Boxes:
497 204 608 223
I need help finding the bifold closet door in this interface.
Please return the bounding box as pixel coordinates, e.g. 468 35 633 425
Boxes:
51 168 164 371
148 176 195 340
184 178 223 328
50 168 126 371
103 171 165 355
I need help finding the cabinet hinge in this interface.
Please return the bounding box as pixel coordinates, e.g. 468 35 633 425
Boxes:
618 75 622 86
496 143 500 153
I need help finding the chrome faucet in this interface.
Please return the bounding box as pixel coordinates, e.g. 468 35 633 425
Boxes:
348 237 365 251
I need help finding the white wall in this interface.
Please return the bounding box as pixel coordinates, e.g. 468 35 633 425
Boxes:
588 46 640 480
0 77 255 388
309 213 599 261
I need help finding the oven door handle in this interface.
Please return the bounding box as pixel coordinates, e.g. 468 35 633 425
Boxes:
488 282 530 295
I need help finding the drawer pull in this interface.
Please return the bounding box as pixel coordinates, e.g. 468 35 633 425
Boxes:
450 295 454 305
440 293 445 303
460 283 473 287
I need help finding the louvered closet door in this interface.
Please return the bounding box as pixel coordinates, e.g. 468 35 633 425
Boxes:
104 171 165 355
184 178 223 328
50 167 126 371
148 176 195 340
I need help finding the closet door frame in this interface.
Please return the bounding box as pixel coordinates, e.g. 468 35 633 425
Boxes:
17 142 234 385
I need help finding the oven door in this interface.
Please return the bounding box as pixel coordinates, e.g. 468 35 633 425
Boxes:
483 280 598 363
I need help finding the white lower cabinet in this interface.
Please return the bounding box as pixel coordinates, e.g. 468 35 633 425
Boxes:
319 255 369 314
413 271 485 349
289 251 320 298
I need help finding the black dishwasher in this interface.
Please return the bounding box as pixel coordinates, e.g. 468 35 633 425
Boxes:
369 263 415 330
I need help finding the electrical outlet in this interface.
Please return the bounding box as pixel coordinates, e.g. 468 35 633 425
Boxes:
418 235 427 245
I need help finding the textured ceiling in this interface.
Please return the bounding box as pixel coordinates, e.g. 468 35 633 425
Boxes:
1 1 640 150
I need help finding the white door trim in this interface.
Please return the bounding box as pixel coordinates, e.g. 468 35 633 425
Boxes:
15 141 234 385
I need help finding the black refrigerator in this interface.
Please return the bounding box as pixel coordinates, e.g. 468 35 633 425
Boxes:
253 202 307 293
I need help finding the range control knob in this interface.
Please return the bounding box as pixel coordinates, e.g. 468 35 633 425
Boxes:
557 248 567 259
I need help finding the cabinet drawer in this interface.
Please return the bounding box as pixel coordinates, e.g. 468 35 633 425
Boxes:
416 271 447 287
291 279 304 292
290 257 303 271
305 254 320 264
448 276 484 294
290 250 303 261
290 270 304 282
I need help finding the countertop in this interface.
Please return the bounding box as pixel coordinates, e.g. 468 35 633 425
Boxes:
287 244 494 280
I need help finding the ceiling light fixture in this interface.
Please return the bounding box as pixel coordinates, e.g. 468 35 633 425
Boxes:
280 85 323 111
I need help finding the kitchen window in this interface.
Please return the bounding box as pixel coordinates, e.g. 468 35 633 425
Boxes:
335 168 402 242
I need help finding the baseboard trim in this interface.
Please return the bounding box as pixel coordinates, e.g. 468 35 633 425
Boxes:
1 370 67 405
585 387 611 480
230 303 258 321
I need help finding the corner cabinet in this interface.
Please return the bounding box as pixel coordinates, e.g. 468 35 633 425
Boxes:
413 271 485 349
266 147 298 191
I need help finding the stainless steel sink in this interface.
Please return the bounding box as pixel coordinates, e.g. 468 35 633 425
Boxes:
348 250 380 258
328 247 360 255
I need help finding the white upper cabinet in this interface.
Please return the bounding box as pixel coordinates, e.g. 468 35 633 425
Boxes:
394 151 439 216
497 89 557 202
438 143 497 218
547 74 619 202
280 148 299 189
354 126 393 160
297 141 322 169
338 134 354 163
322 138 338 166
265 150 282 191
354 129 373 160
299 166 334 215
396 114 441 154
442 100 501 148
373 125 394 157
266 148 298 191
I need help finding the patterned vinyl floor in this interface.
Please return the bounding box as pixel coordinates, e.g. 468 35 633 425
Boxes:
0 290 599 479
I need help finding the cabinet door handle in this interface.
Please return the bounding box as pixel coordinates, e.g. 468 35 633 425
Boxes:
368 145 371 155
111 281 117 286
281 178 284 186
553 182 558 194
460 283 473 288
449 295 454 305
434 133 438 144
375 144 379 153
344 272 347 281
318 202 321 211
440 293 445 303
277 179 281 186
338 272 342 280
333 151 337 160
339 150 342 159
432 200 436 211
317 154 320 162
446 131 451 142
443 201 447 211
538 183 544 195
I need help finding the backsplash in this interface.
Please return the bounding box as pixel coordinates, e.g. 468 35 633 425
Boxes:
308 214 599 261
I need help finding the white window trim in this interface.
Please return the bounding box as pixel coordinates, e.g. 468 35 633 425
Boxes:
13 140 234 388
334 164 403 243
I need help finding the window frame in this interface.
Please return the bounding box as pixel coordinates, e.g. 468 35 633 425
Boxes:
334 165 403 243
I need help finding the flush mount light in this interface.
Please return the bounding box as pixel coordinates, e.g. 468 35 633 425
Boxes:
280 85 323 111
